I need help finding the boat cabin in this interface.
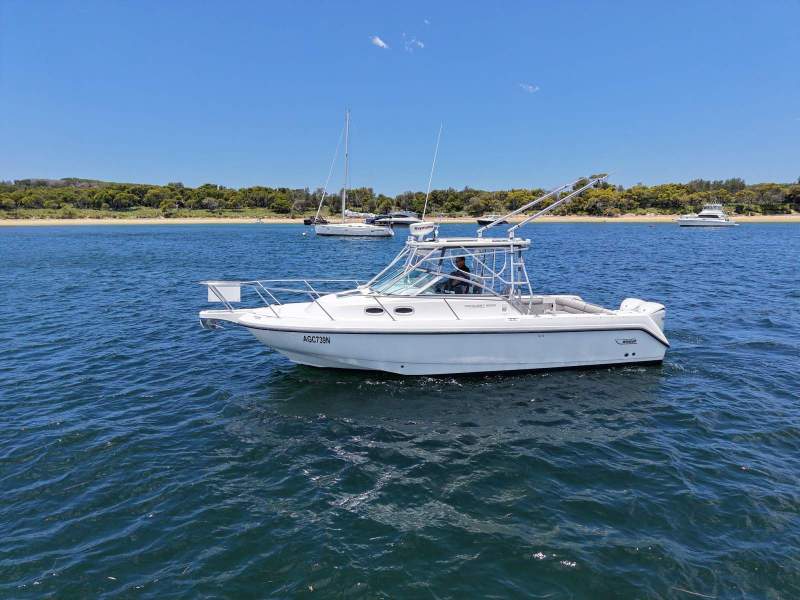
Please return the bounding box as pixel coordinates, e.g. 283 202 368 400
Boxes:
365 236 533 299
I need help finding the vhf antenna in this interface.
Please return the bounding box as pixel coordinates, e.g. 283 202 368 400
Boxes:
421 123 443 221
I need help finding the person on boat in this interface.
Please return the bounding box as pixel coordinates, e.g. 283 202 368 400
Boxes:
444 256 471 294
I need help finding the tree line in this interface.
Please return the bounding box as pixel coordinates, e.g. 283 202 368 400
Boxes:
1 176 799 217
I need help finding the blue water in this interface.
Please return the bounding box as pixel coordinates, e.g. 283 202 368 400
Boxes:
1 223 799 598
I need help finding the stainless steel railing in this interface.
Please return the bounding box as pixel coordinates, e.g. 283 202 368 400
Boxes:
201 279 361 320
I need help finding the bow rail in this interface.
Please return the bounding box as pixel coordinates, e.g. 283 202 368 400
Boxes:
201 278 362 314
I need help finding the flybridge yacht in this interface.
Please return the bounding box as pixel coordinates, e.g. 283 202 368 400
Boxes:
313 111 394 238
676 203 738 227
199 175 669 375
370 211 422 226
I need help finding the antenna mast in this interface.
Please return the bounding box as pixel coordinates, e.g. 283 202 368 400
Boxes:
421 123 443 221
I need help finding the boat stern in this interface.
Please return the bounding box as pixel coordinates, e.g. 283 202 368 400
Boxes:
620 298 667 333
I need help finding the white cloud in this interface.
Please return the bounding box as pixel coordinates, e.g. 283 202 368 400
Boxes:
519 83 540 94
424 18 431 25
404 37 425 52
370 35 389 49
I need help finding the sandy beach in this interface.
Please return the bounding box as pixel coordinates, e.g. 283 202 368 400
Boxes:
1 214 798 226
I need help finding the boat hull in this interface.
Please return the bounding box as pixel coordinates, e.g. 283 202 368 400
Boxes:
245 326 667 375
314 224 394 237
477 217 508 225
677 218 738 227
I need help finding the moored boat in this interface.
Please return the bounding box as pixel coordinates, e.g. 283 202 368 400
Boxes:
315 222 394 237
476 214 508 225
311 110 393 238
200 175 669 375
370 211 422 226
676 203 738 227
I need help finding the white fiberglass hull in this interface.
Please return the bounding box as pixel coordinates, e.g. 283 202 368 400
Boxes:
315 223 394 237
676 218 738 227
244 325 666 375
201 291 668 376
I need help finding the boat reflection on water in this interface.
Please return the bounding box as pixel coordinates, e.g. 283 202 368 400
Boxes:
228 360 667 447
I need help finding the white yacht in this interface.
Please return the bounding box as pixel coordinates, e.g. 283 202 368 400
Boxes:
199 175 669 375
371 211 422 226
676 203 738 227
314 111 393 238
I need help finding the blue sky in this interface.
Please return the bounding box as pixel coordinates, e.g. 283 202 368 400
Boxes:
1 0 798 194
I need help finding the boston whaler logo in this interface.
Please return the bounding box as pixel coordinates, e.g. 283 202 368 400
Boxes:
303 335 331 344
615 337 638 345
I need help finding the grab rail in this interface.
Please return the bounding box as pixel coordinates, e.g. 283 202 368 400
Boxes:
201 278 361 320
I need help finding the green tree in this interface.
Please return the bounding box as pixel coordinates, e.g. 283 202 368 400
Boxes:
272 197 292 214
109 191 137 211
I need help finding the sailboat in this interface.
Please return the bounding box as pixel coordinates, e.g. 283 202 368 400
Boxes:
314 111 393 237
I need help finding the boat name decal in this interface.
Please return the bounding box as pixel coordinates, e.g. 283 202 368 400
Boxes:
464 303 496 309
303 335 331 344
615 338 637 345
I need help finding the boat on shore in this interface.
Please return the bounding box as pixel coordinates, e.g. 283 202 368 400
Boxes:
676 203 738 227
200 175 669 375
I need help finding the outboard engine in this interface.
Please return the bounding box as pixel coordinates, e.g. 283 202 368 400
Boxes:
620 298 667 331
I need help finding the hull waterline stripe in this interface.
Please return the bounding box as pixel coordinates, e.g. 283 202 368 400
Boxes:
236 323 670 348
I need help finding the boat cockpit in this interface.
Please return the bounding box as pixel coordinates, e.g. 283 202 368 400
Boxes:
366 237 532 299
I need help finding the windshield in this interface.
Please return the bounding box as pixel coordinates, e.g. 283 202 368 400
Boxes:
371 268 442 295
368 244 529 297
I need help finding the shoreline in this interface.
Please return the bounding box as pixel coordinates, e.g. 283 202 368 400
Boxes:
1 214 799 226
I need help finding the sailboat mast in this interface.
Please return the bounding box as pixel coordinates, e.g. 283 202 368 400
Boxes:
342 109 349 222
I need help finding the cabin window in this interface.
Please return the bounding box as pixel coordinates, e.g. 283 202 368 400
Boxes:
365 307 384 315
394 307 414 315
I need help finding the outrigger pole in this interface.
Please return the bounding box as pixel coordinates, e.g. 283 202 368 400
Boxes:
507 175 608 236
476 179 581 237
476 175 608 237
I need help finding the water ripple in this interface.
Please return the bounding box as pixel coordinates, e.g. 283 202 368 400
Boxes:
1 224 799 597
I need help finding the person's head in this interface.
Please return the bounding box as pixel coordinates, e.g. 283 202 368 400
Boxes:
455 256 466 269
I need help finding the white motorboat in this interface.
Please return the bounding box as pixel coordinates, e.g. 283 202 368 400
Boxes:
313 111 393 238
344 209 375 219
477 214 508 226
371 211 422 226
676 203 738 227
199 175 669 375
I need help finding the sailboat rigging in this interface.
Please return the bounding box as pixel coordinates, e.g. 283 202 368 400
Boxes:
314 110 394 237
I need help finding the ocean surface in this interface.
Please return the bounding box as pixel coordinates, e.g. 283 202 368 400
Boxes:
1 223 799 598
